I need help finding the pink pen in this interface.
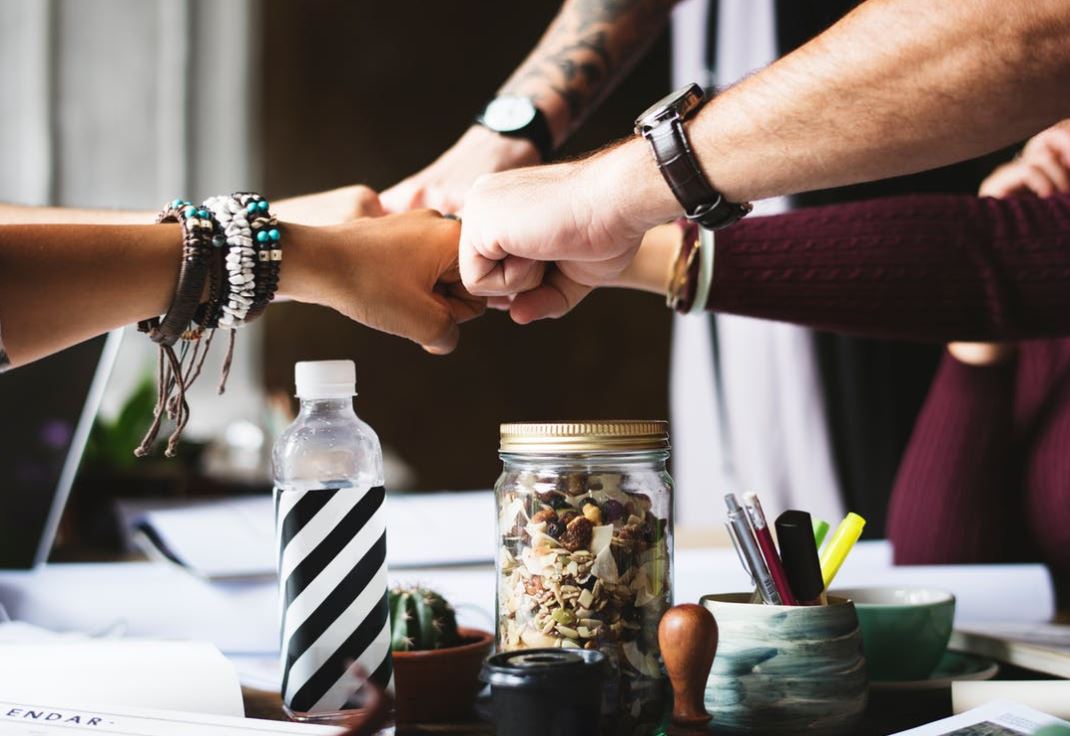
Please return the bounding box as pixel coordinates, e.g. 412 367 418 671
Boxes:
742 492 798 606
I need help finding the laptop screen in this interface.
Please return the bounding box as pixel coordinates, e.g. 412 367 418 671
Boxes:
0 331 121 568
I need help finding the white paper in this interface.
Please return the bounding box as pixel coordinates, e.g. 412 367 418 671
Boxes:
956 622 1070 649
0 641 242 717
892 699 1068 735
132 497 276 579
829 564 1054 624
954 682 1070 720
128 491 496 579
0 563 279 655
0 702 341 735
674 540 1053 624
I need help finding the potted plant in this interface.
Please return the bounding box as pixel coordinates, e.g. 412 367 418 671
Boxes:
389 584 494 723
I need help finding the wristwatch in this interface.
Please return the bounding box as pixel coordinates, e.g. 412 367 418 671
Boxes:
476 96 554 162
634 83 752 230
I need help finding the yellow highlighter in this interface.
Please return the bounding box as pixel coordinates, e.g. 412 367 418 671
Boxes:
819 512 866 588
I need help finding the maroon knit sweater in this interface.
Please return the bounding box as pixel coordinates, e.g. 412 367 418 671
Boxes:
706 192 1070 574
708 192 1070 342
885 343 1070 576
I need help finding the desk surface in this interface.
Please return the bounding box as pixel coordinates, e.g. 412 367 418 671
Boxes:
242 664 1055 736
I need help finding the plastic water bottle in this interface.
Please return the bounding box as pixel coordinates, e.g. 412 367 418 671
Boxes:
272 359 393 722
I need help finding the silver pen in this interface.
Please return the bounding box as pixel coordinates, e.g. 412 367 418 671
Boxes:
725 493 782 605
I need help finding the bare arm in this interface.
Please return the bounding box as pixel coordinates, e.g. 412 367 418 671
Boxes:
0 213 481 368
0 203 148 225
0 185 384 228
381 0 677 212
459 0 1070 319
499 0 677 145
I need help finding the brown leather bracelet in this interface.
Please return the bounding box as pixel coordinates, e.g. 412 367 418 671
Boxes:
667 218 699 310
138 201 214 347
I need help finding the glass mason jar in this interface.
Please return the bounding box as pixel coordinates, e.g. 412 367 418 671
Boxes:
494 421 673 735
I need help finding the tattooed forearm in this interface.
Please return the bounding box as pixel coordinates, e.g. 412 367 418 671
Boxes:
500 0 678 144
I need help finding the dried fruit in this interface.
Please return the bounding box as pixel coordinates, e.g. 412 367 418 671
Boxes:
582 503 602 525
616 523 644 552
564 473 588 496
560 516 593 552
545 520 565 539
550 495 572 510
602 499 626 523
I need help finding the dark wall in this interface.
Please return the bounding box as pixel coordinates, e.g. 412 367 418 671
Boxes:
262 1 673 490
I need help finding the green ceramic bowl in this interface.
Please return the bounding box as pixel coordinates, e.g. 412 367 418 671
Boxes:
833 587 955 682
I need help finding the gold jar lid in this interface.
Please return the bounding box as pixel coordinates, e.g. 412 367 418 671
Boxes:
499 420 670 454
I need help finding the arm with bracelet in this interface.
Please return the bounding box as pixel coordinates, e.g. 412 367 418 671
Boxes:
381 0 680 213
607 188 1070 343
0 202 482 453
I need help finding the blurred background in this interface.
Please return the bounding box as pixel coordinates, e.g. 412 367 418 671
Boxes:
0 0 672 555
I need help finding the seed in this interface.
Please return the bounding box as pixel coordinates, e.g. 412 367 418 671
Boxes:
552 609 575 625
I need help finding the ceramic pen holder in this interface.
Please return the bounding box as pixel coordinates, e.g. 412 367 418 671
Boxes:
700 593 868 735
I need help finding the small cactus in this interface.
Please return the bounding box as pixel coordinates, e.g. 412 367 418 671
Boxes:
389 584 461 652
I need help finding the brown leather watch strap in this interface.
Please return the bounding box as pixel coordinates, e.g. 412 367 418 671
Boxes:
647 117 752 230
642 117 753 230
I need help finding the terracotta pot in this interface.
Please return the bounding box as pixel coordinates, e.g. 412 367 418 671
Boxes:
392 627 494 724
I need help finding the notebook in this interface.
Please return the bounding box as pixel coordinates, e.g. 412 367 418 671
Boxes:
950 622 1070 678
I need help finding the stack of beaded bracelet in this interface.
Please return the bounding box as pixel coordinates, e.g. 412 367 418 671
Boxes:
136 192 283 458
136 199 216 457
243 193 283 322
202 192 282 328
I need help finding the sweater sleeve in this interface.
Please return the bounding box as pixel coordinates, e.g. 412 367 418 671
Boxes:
885 353 1019 564
707 192 1070 342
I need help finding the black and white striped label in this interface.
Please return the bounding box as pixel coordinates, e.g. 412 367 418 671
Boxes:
275 483 393 715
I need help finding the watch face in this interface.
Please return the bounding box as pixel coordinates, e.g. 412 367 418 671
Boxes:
635 83 705 132
482 96 537 133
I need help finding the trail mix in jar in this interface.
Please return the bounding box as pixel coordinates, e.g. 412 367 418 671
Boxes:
497 468 671 731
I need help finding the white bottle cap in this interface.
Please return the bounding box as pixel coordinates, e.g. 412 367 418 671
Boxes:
294 360 356 399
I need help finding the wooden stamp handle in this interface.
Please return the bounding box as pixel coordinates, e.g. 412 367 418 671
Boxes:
658 603 718 728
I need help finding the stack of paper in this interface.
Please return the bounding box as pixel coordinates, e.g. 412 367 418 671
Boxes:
124 490 496 579
0 701 343 735
0 638 242 716
951 622 1070 678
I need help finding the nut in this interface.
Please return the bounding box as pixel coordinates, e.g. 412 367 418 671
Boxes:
532 508 558 524
559 516 593 552
582 503 602 525
559 509 580 527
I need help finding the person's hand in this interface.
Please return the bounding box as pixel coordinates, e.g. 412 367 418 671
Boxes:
282 211 484 354
273 185 385 226
979 120 1070 198
459 143 674 324
381 126 541 214
947 342 1018 366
